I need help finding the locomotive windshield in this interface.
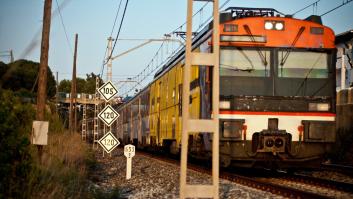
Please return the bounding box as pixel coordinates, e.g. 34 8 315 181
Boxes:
220 48 270 77
278 50 329 78
219 47 335 97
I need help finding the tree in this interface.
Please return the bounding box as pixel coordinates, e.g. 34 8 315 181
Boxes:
58 73 102 94
58 79 71 93
0 90 35 198
0 59 56 98
0 61 8 76
85 73 103 93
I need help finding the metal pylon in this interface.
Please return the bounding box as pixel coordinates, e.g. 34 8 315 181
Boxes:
82 102 87 141
93 77 100 149
180 0 220 198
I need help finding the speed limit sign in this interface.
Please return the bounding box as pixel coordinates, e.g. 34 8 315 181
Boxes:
98 131 120 153
98 105 119 126
98 81 118 102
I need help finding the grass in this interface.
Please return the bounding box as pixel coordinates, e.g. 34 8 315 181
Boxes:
28 110 123 199
23 107 95 199
28 131 94 199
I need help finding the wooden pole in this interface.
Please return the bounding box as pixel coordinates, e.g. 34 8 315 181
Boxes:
56 71 59 112
36 0 52 160
36 0 52 121
69 34 78 133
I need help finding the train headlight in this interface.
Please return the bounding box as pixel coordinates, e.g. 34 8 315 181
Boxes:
265 138 274 147
308 103 330 111
264 21 273 30
265 21 284 30
219 101 231 109
275 22 284 30
275 138 284 148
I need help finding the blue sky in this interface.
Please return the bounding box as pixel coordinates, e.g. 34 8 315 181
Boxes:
0 0 352 94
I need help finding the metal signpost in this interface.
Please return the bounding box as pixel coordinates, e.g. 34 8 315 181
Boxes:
98 131 120 153
124 144 135 180
97 81 120 155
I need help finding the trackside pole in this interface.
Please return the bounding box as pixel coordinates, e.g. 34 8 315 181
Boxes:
180 0 220 198
126 157 132 179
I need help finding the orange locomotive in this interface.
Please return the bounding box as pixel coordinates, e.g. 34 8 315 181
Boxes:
116 7 336 169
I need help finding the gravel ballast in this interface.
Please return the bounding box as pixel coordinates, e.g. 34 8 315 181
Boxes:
88 148 283 199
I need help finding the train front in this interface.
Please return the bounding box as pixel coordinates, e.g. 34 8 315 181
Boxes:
217 8 336 168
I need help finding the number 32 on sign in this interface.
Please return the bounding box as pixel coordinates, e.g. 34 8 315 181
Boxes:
124 144 135 179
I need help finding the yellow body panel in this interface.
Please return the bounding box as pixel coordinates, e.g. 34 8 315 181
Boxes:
146 44 202 145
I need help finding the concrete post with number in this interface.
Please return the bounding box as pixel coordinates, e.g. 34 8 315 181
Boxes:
124 144 135 180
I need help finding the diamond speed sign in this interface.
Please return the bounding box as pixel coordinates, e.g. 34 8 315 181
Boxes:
98 81 118 102
98 131 120 153
98 105 119 126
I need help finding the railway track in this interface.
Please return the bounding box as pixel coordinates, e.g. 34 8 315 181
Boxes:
137 150 353 198
321 163 353 177
254 171 353 198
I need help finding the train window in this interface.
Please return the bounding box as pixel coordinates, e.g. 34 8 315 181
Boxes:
278 50 328 78
220 48 270 77
178 84 182 116
172 88 176 103
222 120 243 139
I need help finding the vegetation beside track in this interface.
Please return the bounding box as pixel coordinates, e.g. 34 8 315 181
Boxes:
0 89 99 198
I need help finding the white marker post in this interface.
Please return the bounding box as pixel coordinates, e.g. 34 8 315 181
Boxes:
124 144 135 180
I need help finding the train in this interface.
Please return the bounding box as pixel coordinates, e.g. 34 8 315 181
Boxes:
115 7 337 169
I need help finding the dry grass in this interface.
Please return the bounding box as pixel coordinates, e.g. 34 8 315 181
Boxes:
29 131 94 199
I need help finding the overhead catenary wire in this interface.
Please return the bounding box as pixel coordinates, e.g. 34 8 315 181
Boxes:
102 0 130 69
99 0 124 79
320 0 353 16
292 0 321 16
109 0 123 38
120 0 232 96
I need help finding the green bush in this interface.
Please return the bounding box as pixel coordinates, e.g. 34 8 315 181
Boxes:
0 89 35 198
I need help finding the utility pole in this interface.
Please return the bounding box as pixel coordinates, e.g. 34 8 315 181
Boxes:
69 34 78 133
10 49 14 63
36 0 52 160
56 71 59 112
36 0 52 121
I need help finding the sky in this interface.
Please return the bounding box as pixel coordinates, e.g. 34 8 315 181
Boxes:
0 0 352 95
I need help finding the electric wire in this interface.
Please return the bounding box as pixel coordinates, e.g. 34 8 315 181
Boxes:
55 0 73 55
320 0 353 16
109 0 123 38
19 0 73 59
292 0 321 16
99 0 124 79
120 0 232 96
104 0 130 67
